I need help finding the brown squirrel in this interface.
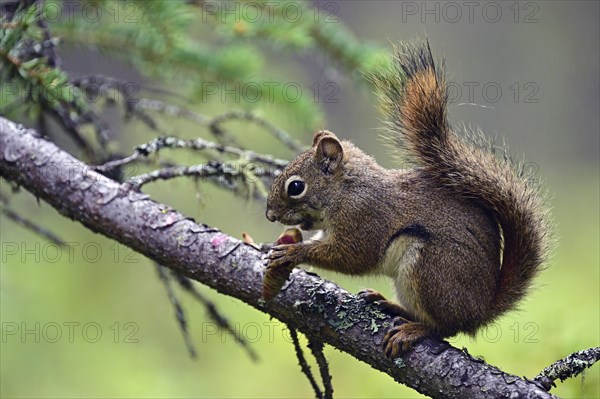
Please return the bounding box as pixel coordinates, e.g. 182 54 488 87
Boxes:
265 42 551 357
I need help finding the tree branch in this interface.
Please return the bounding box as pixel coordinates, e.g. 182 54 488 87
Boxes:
0 116 565 399
534 347 600 391
289 328 323 399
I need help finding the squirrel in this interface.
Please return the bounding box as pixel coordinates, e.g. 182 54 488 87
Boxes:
265 41 551 357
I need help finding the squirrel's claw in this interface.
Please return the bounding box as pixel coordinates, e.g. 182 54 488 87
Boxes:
383 321 433 358
359 289 416 320
266 244 300 269
358 288 387 303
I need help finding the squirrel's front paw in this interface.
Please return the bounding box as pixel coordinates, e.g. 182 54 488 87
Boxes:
267 244 301 269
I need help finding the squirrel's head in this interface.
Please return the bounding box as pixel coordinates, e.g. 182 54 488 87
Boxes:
266 130 344 231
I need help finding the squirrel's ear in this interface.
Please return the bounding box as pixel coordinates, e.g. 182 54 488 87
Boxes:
312 130 336 147
315 136 343 174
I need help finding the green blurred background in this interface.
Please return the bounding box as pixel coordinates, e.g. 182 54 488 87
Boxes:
1 1 598 398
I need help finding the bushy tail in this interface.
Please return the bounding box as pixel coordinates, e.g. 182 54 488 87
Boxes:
373 41 552 314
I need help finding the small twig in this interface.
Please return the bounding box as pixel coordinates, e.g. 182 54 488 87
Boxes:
132 98 211 125
534 347 600 391
171 271 258 362
95 153 140 174
0 201 65 246
125 164 223 189
72 75 178 98
36 111 48 139
16 58 111 151
95 137 285 196
95 136 288 174
289 328 323 399
36 10 60 68
124 161 277 197
55 78 113 149
42 99 97 158
155 263 197 359
308 339 333 399
78 107 111 149
209 110 303 152
72 77 162 131
72 76 196 133
124 163 231 190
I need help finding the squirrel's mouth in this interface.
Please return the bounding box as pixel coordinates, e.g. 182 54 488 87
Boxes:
271 209 319 231
277 215 314 231
299 219 314 230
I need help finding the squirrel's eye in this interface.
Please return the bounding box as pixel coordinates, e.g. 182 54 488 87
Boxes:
288 180 305 196
285 175 306 199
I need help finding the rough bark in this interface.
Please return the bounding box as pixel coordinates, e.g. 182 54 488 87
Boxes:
535 347 600 391
0 116 558 399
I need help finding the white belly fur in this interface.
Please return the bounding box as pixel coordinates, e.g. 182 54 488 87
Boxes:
377 236 432 324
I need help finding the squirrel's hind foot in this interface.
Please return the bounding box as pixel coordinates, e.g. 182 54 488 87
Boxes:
358 288 387 302
383 321 435 358
358 289 438 357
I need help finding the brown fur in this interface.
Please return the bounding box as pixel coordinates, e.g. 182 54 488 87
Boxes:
266 41 551 354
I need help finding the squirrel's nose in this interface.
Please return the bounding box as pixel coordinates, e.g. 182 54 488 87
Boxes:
266 209 277 222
